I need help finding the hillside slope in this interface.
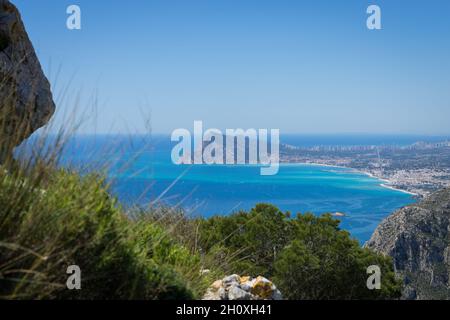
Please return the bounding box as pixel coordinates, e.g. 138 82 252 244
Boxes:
366 188 450 299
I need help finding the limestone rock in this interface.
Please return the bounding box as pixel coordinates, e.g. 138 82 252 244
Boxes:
202 275 283 300
366 188 450 299
228 285 252 300
222 274 240 287
251 276 274 299
0 0 55 152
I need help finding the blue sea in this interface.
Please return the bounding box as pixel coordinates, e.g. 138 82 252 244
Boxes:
54 134 447 244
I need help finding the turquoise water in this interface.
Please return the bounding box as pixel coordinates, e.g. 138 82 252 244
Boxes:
60 135 416 244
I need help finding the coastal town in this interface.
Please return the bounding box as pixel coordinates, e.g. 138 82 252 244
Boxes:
280 140 450 198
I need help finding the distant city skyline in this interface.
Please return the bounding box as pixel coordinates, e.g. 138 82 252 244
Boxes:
14 0 450 134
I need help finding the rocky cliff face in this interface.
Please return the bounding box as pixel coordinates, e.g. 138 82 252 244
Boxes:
366 188 450 299
0 0 55 155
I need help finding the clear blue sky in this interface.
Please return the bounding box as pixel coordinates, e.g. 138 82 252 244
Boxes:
13 0 450 134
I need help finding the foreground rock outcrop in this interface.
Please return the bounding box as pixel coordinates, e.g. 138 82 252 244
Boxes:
366 188 450 299
0 0 55 154
203 275 283 300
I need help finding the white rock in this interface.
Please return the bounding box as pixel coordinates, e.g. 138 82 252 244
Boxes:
222 274 240 287
203 274 283 301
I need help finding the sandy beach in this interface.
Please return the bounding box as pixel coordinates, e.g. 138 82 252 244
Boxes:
282 161 419 196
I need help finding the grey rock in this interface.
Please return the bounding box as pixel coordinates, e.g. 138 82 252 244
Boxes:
240 281 253 292
228 285 252 300
271 289 283 300
222 274 240 287
0 0 55 155
202 274 283 300
218 287 227 300
366 188 450 299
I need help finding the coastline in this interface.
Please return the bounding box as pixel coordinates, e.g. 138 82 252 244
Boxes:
378 183 418 196
281 161 419 197
353 170 419 196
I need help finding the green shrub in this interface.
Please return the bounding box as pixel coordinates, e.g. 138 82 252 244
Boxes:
198 204 293 276
273 214 401 299
197 206 402 300
0 166 199 299
130 219 219 298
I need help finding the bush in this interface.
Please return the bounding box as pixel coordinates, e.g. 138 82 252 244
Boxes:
197 206 402 300
273 214 401 299
0 165 207 299
198 204 293 276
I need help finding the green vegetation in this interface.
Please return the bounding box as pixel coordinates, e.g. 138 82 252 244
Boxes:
0 139 401 300
196 204 402 300
0 162 221 299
